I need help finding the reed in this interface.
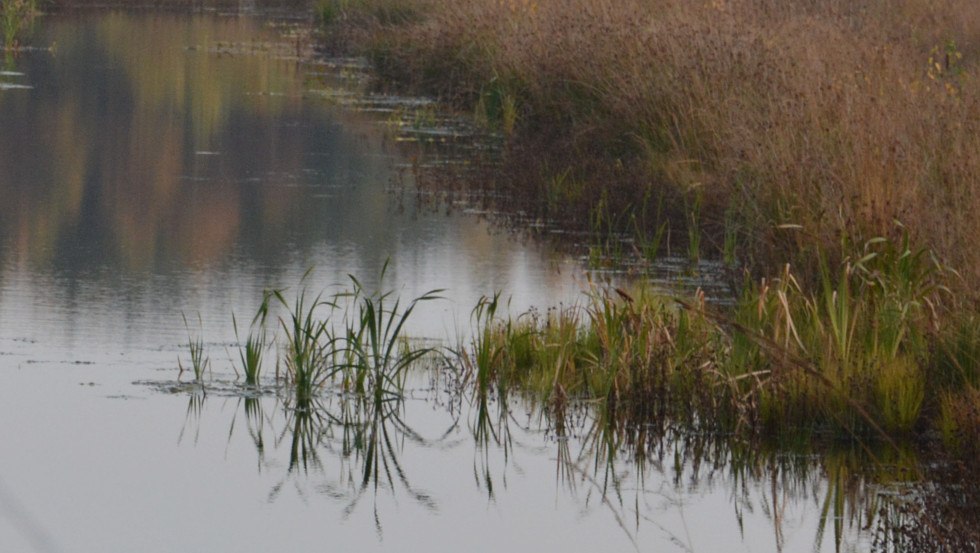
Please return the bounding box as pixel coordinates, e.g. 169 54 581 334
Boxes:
338 261 443 399
315 0 422 26
452 232 975 446
324 0 980 300
456 291 505 395
185 266 441 408
1 0 35 49
182 239 976 451
718 231 949 436
179 313 210 385
273 283 340 405
232 291 272 386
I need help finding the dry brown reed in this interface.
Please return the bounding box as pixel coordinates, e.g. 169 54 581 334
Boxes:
328 0 980 291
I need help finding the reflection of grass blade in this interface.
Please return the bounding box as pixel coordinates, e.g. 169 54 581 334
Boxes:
178 392 206 446
281 399 326 473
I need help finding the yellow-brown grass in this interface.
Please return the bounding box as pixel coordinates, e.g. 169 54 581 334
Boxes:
328 0 980 290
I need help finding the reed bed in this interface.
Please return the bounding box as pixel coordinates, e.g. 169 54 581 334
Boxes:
320 0 980 291
455 234 979 449
315 0 980 457
187 267 976 548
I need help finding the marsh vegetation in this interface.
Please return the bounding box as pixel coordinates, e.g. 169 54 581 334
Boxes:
314 0 980 472
320 0 980 287
2 3 977 551
1 0 35 50
184 257 977 550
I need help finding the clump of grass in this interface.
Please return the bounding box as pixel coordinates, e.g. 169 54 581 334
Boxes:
316 0 422 27
232 291 272 387
274 283 341 405
1 0 36 50
458 280 719 426
185 266 441 407
631 187 670 262
931 316 980 455
456 291 505 394
326 0 980 303
179 313 211 385
339 262 443 398
936 389 980 456
453 232 972 445
720 232 949 436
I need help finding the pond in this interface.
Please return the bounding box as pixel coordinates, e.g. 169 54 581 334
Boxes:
0 6 917 553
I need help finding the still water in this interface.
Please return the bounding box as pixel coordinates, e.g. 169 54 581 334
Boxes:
0 8 876 553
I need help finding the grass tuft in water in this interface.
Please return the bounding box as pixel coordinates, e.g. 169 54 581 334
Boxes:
339 261 443 399
186 265 441 408
179 313 210 386
273 280 340 405
232 291 272 387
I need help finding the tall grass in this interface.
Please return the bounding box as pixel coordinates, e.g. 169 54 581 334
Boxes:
339 262 443 399
325 0 980 295
232 291 272 386
179 313 210 386
1 0 36 49
186 267 441 408
274 284 340 405
721 234 947 436
452 232 971 445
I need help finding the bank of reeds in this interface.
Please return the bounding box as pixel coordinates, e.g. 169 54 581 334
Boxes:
316 0 980 455
187 264 976 544
456 234 980 452
319 0 980 289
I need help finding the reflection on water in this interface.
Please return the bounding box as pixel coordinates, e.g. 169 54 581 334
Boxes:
172 370 927 552
0 10 585 362
179 382 446 535
0 12 351 271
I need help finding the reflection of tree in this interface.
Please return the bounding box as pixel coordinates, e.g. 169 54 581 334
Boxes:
0 12 394 273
